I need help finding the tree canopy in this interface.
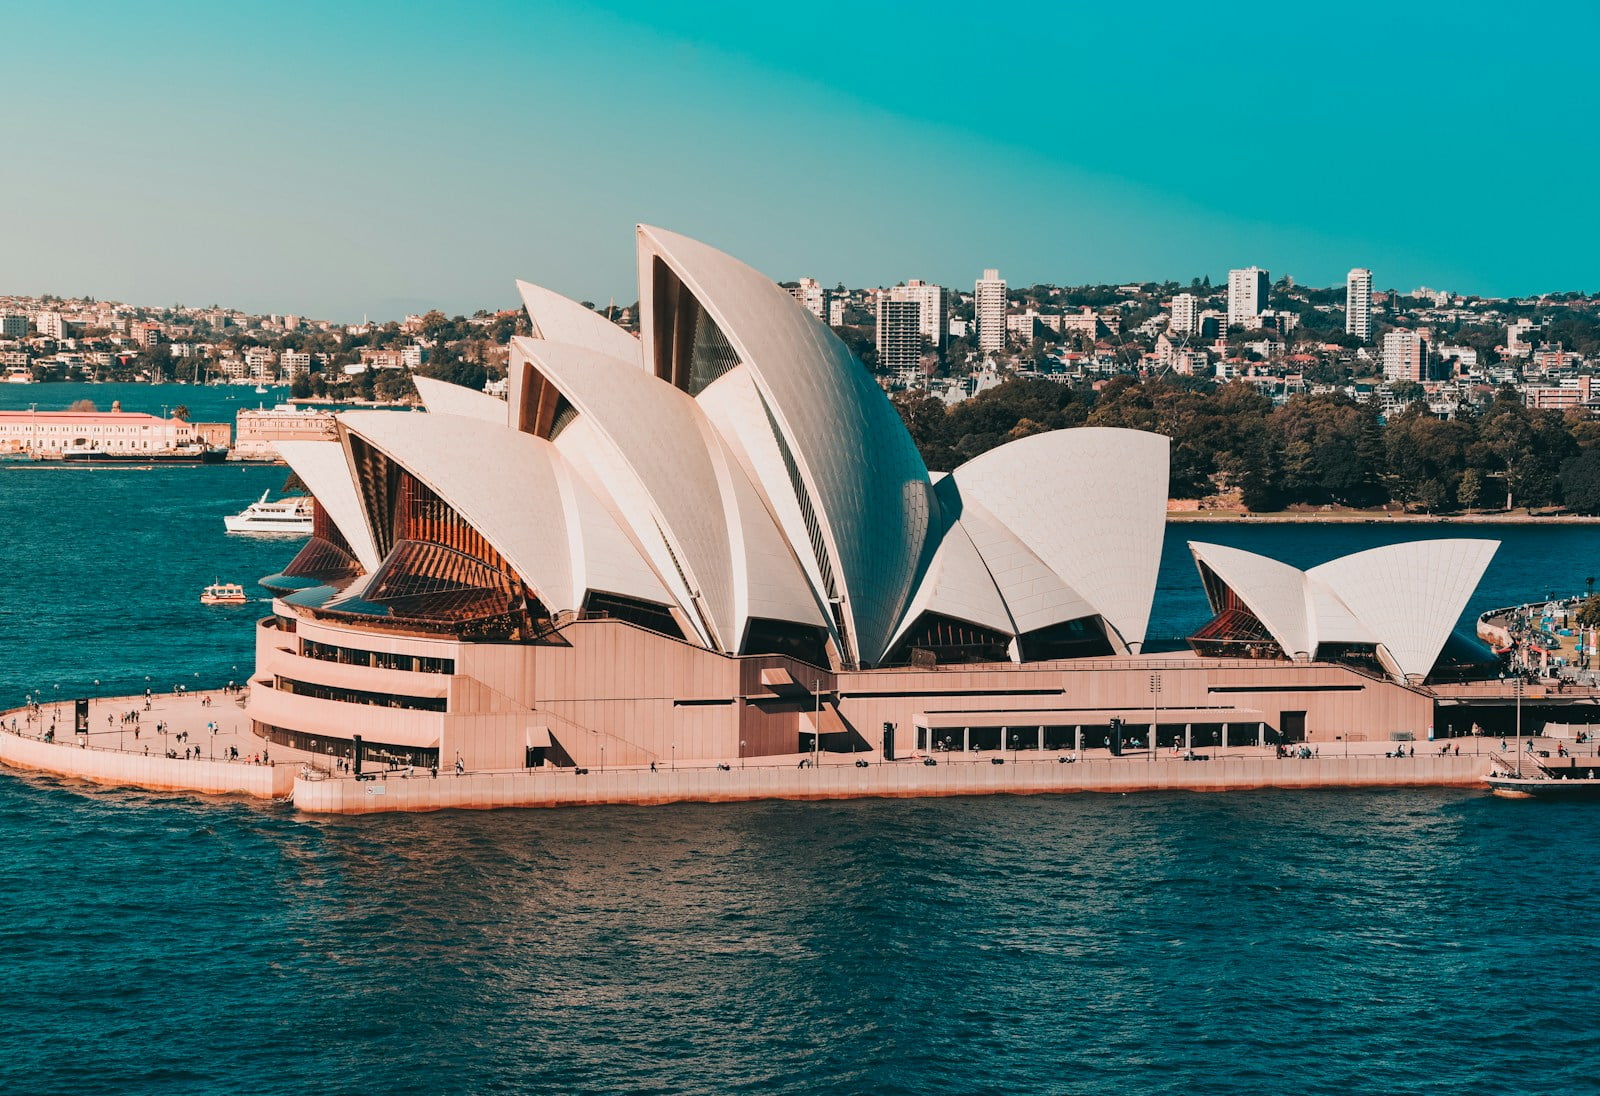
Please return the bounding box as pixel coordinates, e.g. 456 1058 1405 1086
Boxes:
893 376 1596 513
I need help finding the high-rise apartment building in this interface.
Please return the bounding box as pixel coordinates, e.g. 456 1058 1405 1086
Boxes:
876 298 925 381
0 314 28 338
1346 268 1372 342
1169 292 1198 336
1226 268 1269 329
788 277 830 323
974 268 1007 352
33 311 64 339
1383 328 1427 383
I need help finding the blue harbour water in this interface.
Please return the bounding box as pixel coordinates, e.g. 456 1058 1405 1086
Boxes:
2 384 1599 1094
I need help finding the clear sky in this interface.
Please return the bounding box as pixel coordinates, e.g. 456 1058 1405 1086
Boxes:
3 1 1596 320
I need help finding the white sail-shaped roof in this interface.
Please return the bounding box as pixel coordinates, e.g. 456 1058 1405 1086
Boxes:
1189 539 1498 680
949 428 1169 651
1189 541 1316 658
412 375 506 423
637 224 934 667
717 439 830 639
884 516 1016 656
1308 540 1497 680
515 338 822 652
275 439 381 571
515 280 642 365
945 491 1099 637
696 367 826 599
338 410 668 613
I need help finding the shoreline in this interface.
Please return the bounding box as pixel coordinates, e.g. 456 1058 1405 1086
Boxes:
0 691 1511 814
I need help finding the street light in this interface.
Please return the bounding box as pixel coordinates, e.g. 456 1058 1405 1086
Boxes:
740 739 746 770
1515 674 1525 778
1148 672 1162 762
813 678 822 769
1501 671 1526 777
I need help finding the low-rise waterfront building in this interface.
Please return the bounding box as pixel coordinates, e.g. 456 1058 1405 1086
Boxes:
0 404 214 455
234 403 338 460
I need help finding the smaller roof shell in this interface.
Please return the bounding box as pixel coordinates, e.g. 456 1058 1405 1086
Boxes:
1188 539 1499 680
275 439 381 572
950 428 1169 651
338 410 668 613
412 375 506 423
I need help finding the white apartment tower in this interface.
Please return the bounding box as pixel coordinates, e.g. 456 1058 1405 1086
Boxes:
1383 329 1427 383
1346 268 1372 342
889 280 948 348
788 278 830 323
1227 268 1269 329
974 268 1007 352
33 311 65 339
1169 292 1198 337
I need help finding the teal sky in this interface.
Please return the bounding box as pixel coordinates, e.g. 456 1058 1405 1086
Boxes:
3 1 1596 320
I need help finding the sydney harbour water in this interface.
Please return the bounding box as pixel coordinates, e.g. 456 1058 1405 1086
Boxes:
2 384 1599 1093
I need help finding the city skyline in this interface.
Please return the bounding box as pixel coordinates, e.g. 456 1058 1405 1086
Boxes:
2 2 1596 321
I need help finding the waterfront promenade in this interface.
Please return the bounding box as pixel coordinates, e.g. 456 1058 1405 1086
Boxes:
0 688 1562 813
0 689 320 799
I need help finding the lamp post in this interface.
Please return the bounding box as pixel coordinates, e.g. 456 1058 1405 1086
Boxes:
740 739 746 770
1148 672 1162 762
1515 674 1524 778
1501 670 1525 777
813 678 821 769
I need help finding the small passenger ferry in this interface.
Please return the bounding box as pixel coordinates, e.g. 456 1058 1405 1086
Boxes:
224 490 313 535
200 582 250 605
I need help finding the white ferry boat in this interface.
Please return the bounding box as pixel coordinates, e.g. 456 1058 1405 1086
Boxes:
200 581 250 605
224 490 313 535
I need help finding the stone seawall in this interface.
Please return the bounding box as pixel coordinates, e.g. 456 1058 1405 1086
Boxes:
291 754 1493 814
0 728 293 799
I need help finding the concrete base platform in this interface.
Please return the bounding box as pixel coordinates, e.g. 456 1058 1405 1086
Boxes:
0 690 317 800
0 691 1539 812
290 752 1495 814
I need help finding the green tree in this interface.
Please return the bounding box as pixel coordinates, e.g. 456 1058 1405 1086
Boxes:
1560 449 1600 514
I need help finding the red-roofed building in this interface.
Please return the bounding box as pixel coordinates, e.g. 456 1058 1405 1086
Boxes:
0 406 212 456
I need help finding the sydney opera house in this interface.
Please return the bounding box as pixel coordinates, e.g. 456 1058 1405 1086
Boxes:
247 226 1502 774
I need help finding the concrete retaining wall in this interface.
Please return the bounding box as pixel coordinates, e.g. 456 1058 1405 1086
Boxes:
0 730 292 799
292 754 1493 814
